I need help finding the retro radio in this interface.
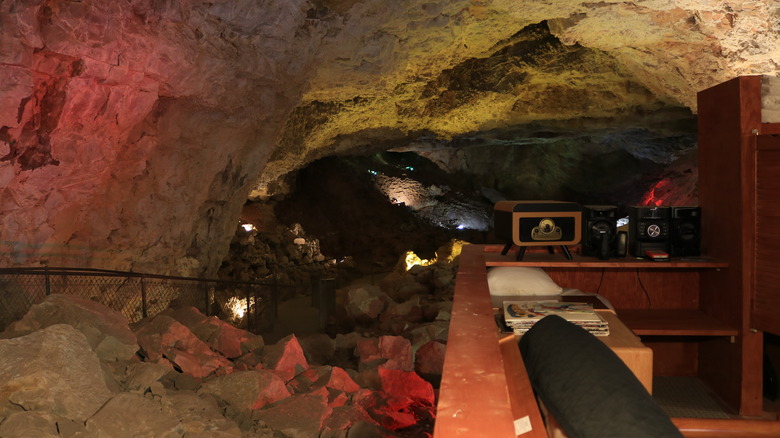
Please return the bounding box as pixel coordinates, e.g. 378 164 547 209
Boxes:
494 200 582 260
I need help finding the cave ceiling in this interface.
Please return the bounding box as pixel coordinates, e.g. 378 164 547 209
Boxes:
0 0 778 275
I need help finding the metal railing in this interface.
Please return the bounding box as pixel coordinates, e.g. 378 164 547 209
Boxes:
0 267 279 333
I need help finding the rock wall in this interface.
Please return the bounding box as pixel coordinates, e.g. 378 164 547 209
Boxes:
0 0 320 275
1 0 778 275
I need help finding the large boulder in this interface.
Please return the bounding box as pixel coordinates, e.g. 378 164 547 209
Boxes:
262 334 309 382
124 361 173 393
379 296 424 334
0 411 62 438
198 370 291 411
132 314 233 378
1 294 138 361
252 388 331 438
345 285 389 324
298 332 335 365
0 324 114 422
85 392 183 437
414 340 447 387
160 306 264 358
355 336 413 372
355 369 436 431
288 365 361 395
378 271 431 303
161 390 242 436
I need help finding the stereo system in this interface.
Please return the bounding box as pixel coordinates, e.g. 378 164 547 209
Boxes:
628 206 671 257
581 205 627 260
494 201 702 260
627 206 702 258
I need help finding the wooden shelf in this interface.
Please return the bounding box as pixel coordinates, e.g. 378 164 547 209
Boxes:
617 309 738 337
483 248 728 269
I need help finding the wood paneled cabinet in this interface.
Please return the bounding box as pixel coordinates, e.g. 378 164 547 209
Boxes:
697 75 780 416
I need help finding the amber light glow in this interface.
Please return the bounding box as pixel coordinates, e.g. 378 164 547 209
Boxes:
403 240 465 271
226 296 255 321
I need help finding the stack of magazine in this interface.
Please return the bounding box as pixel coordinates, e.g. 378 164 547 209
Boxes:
503 300 610 336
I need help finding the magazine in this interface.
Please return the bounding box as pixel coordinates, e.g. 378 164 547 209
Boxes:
503 300 610 336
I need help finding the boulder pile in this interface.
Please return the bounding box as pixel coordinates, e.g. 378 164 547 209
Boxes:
0 242 463 437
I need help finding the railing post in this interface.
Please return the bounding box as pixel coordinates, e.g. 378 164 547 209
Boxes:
319 277 336 331
271 278 278 330
140 275 148 318
203 281 210 316
244 284 251 331
311 272 321 309
44 266 51 296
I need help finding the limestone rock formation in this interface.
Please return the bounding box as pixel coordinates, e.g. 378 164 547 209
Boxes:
0 293 138 361
0 0 777 275
0 324 115 423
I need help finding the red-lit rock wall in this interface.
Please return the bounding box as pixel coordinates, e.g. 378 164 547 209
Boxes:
0 0 319 274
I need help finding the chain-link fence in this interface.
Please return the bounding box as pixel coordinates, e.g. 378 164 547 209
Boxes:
0 267 278 333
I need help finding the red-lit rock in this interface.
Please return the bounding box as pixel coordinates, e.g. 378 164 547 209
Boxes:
132 314 232 378
262 333 309 382
414 340 446 386
354 369 436 431
325 366 361 393
356 335 413 372
321 405 379 434
234 350 264 371
327 390 349 408
379 368 435 407
354 387 417 431
161 306 264 359
287 366 332 394
288 365 361 396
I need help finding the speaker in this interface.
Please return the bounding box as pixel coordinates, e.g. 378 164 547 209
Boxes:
582 205 620 259
671 206 701 257
628 206 671 257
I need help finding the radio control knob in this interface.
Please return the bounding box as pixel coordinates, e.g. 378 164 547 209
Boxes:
647 224 662 238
